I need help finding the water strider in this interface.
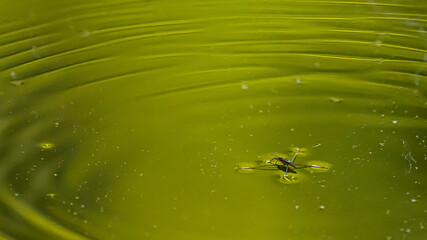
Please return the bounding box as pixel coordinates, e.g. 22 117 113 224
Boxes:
239 148 328 181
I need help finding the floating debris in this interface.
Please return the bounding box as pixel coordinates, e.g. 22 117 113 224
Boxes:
402 151 417 173
10 71 17 79
41 142 54 149
241 82 248 90
10 80 23 86
80 29 91 37
329 97 342 103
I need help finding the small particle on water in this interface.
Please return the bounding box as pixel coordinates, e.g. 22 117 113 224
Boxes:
10 80 23 86
411 199 417 203
290 128 294 131
241 83 248 90
31 45 40 58
54 173 58 177
295 77 301 84
319 205 325 210
329 97 342 103
392 120 398 124
41 142 54 149
295 205 299 210
10 71 17 79
80 29 91 37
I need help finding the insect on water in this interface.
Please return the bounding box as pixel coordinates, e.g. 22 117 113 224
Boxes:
270 148 300 178
239 148 328 181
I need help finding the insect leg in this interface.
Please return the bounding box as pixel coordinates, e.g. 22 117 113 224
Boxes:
285 148 300 176
290 148 300 163
285 165 289 177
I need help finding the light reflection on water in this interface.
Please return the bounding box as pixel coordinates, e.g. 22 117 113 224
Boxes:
0 0 426 239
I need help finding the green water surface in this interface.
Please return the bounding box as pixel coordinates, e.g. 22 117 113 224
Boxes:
0 0 426 239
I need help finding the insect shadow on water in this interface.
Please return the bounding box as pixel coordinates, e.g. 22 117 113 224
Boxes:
238 148 328 181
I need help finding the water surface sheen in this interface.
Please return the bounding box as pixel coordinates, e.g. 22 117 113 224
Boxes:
0 0 426 239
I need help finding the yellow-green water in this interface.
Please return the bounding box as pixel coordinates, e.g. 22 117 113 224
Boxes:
0 0 426 239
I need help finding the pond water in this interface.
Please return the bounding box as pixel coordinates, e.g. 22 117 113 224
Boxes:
0 0 426 239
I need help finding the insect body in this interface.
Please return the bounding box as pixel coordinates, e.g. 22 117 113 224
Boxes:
267 148 301 178
272 157 297 169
